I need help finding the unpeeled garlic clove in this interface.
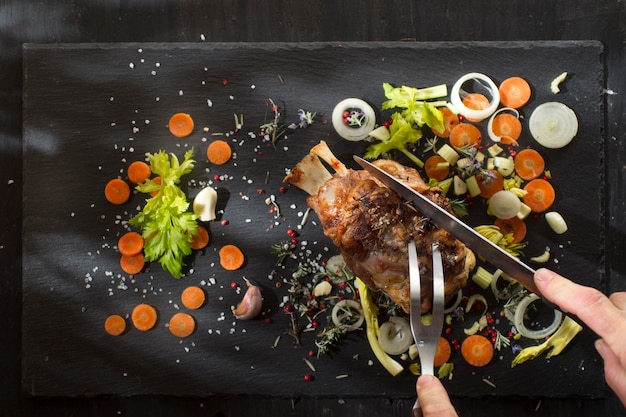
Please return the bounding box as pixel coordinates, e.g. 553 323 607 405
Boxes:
232 278 262 320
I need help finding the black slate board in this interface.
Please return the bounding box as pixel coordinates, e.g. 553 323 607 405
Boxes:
23 41 606 399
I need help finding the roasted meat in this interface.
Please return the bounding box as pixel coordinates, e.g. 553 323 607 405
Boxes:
284 141 476 313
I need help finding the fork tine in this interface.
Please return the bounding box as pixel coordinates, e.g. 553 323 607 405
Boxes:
430 243 445 336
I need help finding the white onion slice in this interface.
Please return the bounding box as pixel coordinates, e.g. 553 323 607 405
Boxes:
528 102 578 148
444 289 464 314
331 98 377 141
331 299 364 331
487 107 520 143
450 72 500 122
377 316 413 355
488 190 522 220
513 294 563 339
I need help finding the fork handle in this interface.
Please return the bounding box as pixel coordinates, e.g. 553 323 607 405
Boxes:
412 398 423 417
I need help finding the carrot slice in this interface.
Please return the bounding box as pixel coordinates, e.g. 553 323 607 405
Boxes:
477 170 504 199
523 178 555 213
433 337 452 367
461 334 494 367
219 244 245 270
499 77 531 109
120 252 145 275
169 312 196 338
118 231 144 256
424 155 450 181
127 161 151 184
168 112 194 138
181 286 206 310
462 93 490 122
131 303 158 331
206 140 232 165
449 123 482 149
104 314 127 336
104 178 131 205
495 217 527 244
189 225 209 250
514 148 545 180
431 107 459 138
491 113 522 145
149 176 162 197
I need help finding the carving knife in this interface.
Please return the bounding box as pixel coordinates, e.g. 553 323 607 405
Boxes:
354 155 542 297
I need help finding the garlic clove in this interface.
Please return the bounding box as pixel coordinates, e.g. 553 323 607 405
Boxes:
232 278 263 320
193 187 218 221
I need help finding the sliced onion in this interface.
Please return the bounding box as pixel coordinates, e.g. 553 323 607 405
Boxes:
487 107 520 143
324 254 347 276
528 102 578 148
513 294 563 339
377 316 413 355
444 289 463 314
331 98 377 141
331 299 364 331
450 72 500 122
490 269 522 300
488 190 522 220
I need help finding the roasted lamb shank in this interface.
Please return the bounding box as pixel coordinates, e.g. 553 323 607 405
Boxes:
284 141 476 313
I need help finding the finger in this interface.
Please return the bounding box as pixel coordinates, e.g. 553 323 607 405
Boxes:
416 375 458 417
595 339 626 407
534 269 625 343
608 292 626 311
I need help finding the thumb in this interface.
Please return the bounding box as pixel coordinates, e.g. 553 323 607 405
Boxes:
416 375 458 417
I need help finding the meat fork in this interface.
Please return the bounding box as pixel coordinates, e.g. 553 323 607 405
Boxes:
408 241 445 417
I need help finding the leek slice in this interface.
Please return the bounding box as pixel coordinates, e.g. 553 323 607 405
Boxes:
512 315 581 367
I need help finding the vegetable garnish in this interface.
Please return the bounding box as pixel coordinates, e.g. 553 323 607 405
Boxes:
117 231 144 256
498 77 531 109
104 178 131 205
104 314 127 336
188 225 209 250
461 334 494 367
181 286 206 310
494 217 527 244
168 312 196 338
128 149 198 278
514 148 546 180
232 278 263 320
120 252 145 275
168 112 195 138
127 160 152 184
528 102 578 148
206 139 232 165
449 123 482 149
522 178 556 213
131 303 158 331
218 244 245 271
512 316 582 367
450 72 500 122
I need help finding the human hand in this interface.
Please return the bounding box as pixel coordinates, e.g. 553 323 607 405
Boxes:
416 374 458 417
534 268 626 406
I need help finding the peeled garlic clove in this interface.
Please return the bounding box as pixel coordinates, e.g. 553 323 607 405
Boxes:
232 278 262 320
313 280 332 297
193 187 218 221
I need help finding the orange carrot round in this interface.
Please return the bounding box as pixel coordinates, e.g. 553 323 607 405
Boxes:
461 334 494 367
120 252 145 275
118 231 144 256
189 225 209 250
149 176 162 197
495 217 527 244
449 123 482 149
131 304 158 331
514 149 545 180
181 286 206 310
499 77 531 109
104 314 127 336
127 161 151 184
169 312 196 338
431 107 459 138
219 244 245 270
105 178 131 205
424 155 450 181
462 93 491 122
491 113 522 145
433 337 452 367
168 112 194 138
523 179 555 213
206 140 232 165
477 170 504 199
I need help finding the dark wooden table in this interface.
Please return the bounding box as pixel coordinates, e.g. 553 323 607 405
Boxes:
2 1 625 416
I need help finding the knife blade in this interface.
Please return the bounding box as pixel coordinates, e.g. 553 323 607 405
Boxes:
354 155 542 296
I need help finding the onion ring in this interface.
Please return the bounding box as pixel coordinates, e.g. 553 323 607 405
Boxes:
513 294 563 339
331 299 364 331
450 72 500 122
331 98 377 141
